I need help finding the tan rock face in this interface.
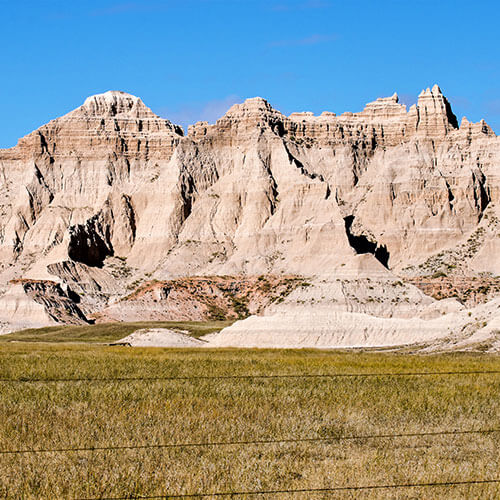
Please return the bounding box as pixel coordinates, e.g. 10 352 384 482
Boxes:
0 86 498 345
0 279 87 332
0 91 182 271
171 87 497 277
7 91 183 161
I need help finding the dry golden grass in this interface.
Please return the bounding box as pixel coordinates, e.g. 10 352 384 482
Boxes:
0 343 498 499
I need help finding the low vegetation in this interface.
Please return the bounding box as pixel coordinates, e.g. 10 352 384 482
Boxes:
0 342 498 499
0 320 233 343
405 275 500 306
403 225 494 278
116 275 307 321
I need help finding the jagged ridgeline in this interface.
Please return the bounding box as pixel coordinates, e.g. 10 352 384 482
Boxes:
0 86 499 349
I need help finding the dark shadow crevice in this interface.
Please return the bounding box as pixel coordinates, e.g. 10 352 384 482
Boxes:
344 215 390 268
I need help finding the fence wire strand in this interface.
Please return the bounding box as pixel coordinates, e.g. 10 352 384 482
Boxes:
74 478 500 499
1 370 499 383
0 428 498 456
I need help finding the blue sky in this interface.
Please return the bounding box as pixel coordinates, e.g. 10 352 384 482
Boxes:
1 0 499 147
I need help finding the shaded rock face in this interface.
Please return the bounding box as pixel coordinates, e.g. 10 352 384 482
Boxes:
19 279 88 325
68 213 114 267
0 279 88 332
343 215 390 268
0 85 499 337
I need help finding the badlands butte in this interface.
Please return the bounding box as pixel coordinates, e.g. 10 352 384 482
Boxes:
0 85 499 350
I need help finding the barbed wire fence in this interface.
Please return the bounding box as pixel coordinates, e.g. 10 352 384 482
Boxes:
1 369 499 498
1 369 499 383
74 479 500 499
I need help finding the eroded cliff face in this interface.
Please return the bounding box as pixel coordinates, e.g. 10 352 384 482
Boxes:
0 86 498 342
0 91 182 270
158 86 498 280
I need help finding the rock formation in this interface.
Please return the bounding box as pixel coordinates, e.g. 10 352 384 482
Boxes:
0 86 498 349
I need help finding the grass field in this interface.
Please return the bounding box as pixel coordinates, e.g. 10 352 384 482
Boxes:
0 340 499 499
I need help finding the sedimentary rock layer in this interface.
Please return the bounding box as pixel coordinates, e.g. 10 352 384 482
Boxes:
0 86 498 347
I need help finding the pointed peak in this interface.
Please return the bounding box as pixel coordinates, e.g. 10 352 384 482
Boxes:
417 84 459 131
431 84 442 95
223 97 283 120
418 84 444 98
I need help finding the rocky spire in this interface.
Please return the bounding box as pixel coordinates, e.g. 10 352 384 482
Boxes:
416 84 458 135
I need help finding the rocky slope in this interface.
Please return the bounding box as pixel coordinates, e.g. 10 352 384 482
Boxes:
0 86 498 349
94 275 310 323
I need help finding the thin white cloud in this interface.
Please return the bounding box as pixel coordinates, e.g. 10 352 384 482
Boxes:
485 99 500 115
398 93 416 108
157 95 241 132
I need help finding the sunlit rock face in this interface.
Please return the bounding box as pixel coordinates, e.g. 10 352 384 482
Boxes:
0 86 499 342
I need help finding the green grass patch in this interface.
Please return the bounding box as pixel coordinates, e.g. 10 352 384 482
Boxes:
0 320 234 344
